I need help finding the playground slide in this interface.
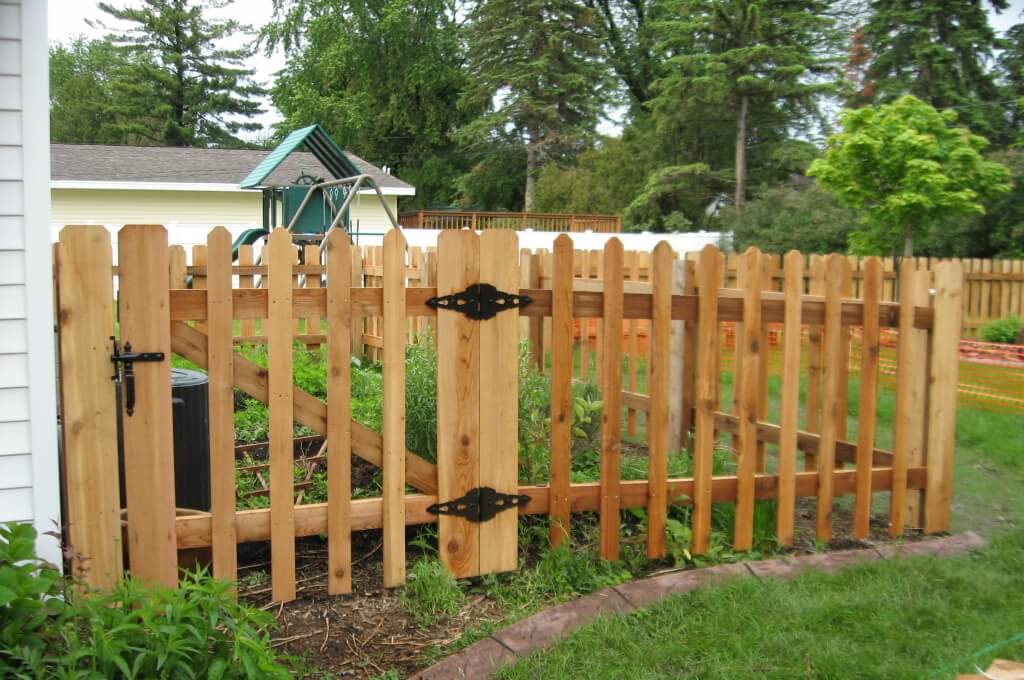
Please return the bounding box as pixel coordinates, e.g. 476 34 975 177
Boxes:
231 228 270 262
187 228 268 288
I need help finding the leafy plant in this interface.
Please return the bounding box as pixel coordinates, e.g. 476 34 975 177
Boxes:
979 317 1024 345
401 558 465 627
0 523 288 679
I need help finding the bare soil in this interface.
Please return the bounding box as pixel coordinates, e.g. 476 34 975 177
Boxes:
238 495 924 679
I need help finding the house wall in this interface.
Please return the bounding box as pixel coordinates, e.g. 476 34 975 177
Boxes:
51 188 400 256
0 0 61 564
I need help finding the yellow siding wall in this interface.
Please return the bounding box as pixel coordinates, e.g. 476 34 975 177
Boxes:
51 188 399 233
51 189 262 226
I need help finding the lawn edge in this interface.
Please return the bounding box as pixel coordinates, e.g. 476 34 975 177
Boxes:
414 532 986 679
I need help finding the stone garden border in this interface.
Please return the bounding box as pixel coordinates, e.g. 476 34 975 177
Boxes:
416 532 987 679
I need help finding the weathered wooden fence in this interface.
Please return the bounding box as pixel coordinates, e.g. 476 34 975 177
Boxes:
56 226 961 604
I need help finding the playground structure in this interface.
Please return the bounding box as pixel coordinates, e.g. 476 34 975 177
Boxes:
229 124 400 264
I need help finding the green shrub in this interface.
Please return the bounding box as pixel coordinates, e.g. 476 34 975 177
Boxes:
0 523 289 679
401 558 465 626
979 316 1024 344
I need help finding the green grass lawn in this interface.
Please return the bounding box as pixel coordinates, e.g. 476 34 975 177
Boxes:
497 392 1024 679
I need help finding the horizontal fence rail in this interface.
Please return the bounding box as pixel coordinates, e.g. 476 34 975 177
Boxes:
57 225 963 602
398 210 621 233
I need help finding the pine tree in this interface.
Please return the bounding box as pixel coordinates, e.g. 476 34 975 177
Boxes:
862 0 1008 141
461 0 607 210
95 0 265 147
651 0 841 209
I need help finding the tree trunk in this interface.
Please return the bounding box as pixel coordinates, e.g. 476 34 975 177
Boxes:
903 225 914 257
734 95 749 211
525 137 540 212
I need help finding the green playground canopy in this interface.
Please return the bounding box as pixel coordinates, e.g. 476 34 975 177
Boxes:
239 124 361 189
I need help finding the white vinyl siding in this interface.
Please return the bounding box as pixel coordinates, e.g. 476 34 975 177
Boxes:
0 0 60 564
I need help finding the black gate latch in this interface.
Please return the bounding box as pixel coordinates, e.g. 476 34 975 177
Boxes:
427 487 531 523
111 337 165 417
426 283 532 320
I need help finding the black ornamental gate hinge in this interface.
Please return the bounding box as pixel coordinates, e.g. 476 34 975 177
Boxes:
427 487 531 523
426 283 531 320
111 337 165 417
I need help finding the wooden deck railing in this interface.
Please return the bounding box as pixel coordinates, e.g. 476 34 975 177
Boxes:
398 210 621 233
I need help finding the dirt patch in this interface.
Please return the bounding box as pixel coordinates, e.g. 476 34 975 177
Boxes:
237 496 925 678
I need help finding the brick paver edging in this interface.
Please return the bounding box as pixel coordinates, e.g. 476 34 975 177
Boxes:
415 532 987 679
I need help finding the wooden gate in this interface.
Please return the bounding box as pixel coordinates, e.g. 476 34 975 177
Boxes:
433 230 523 578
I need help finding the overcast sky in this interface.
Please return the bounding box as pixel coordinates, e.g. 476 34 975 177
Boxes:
48 0 1024 142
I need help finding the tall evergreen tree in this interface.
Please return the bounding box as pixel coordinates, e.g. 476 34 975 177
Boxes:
95 0 265 147
861 0 1008 141
262 0 475 208
651 0 841 209
461 0 607 210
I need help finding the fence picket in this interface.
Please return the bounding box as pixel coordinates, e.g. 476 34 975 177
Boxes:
891 262 929 535
776 251 803 546
805 255 825 471
853 257 881 539
817 254 846 542
681 258 697 435
304 244 322 347
691 245 721 556
735 248 762 551
627 250 641 438
549 234 574 547
326 230 352 594
267 229 296 602
169 245 186 289
238 245 256 337
57 227 123 589
599 239 624 561
192 244 207 333
119 225 177 588
925 262 964 533
382 229 408 586
437 230 480 578
479 230 520 573
207 227 237 584
646 242 673 558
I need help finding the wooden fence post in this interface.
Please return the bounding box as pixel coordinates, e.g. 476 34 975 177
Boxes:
647 243 673 559
479 230 520 574
267 229 296 602
206 228 237 584
351 244 364 356
382 229 407 587
237 245 256 338
925 262 964 533
679 257 697 436
326 230 353 594
776 250 803 547
599 238 624 562
57 226 123 589
690 245 721 556
549 235 574 547
734 248 762 552
119 225 177 588
668 259 685 453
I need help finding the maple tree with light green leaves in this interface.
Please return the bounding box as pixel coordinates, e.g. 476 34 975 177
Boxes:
808 96 1012 256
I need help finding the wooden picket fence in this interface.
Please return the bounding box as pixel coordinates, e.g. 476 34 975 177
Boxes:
55 225 961 603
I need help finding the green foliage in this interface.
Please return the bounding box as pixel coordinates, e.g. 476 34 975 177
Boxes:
401 558 465 626
49 38 127 144
720 183 862 254
263 0 475 207
0 523 287 679
93 0 265 147
861 0 1009 142
531 135 654 217
622 164 729 232
809 96 1013 256
460 0 608 209
979 317 1024 345
651 0 841 205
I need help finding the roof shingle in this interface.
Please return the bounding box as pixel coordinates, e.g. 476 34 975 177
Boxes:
50 143 414 191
